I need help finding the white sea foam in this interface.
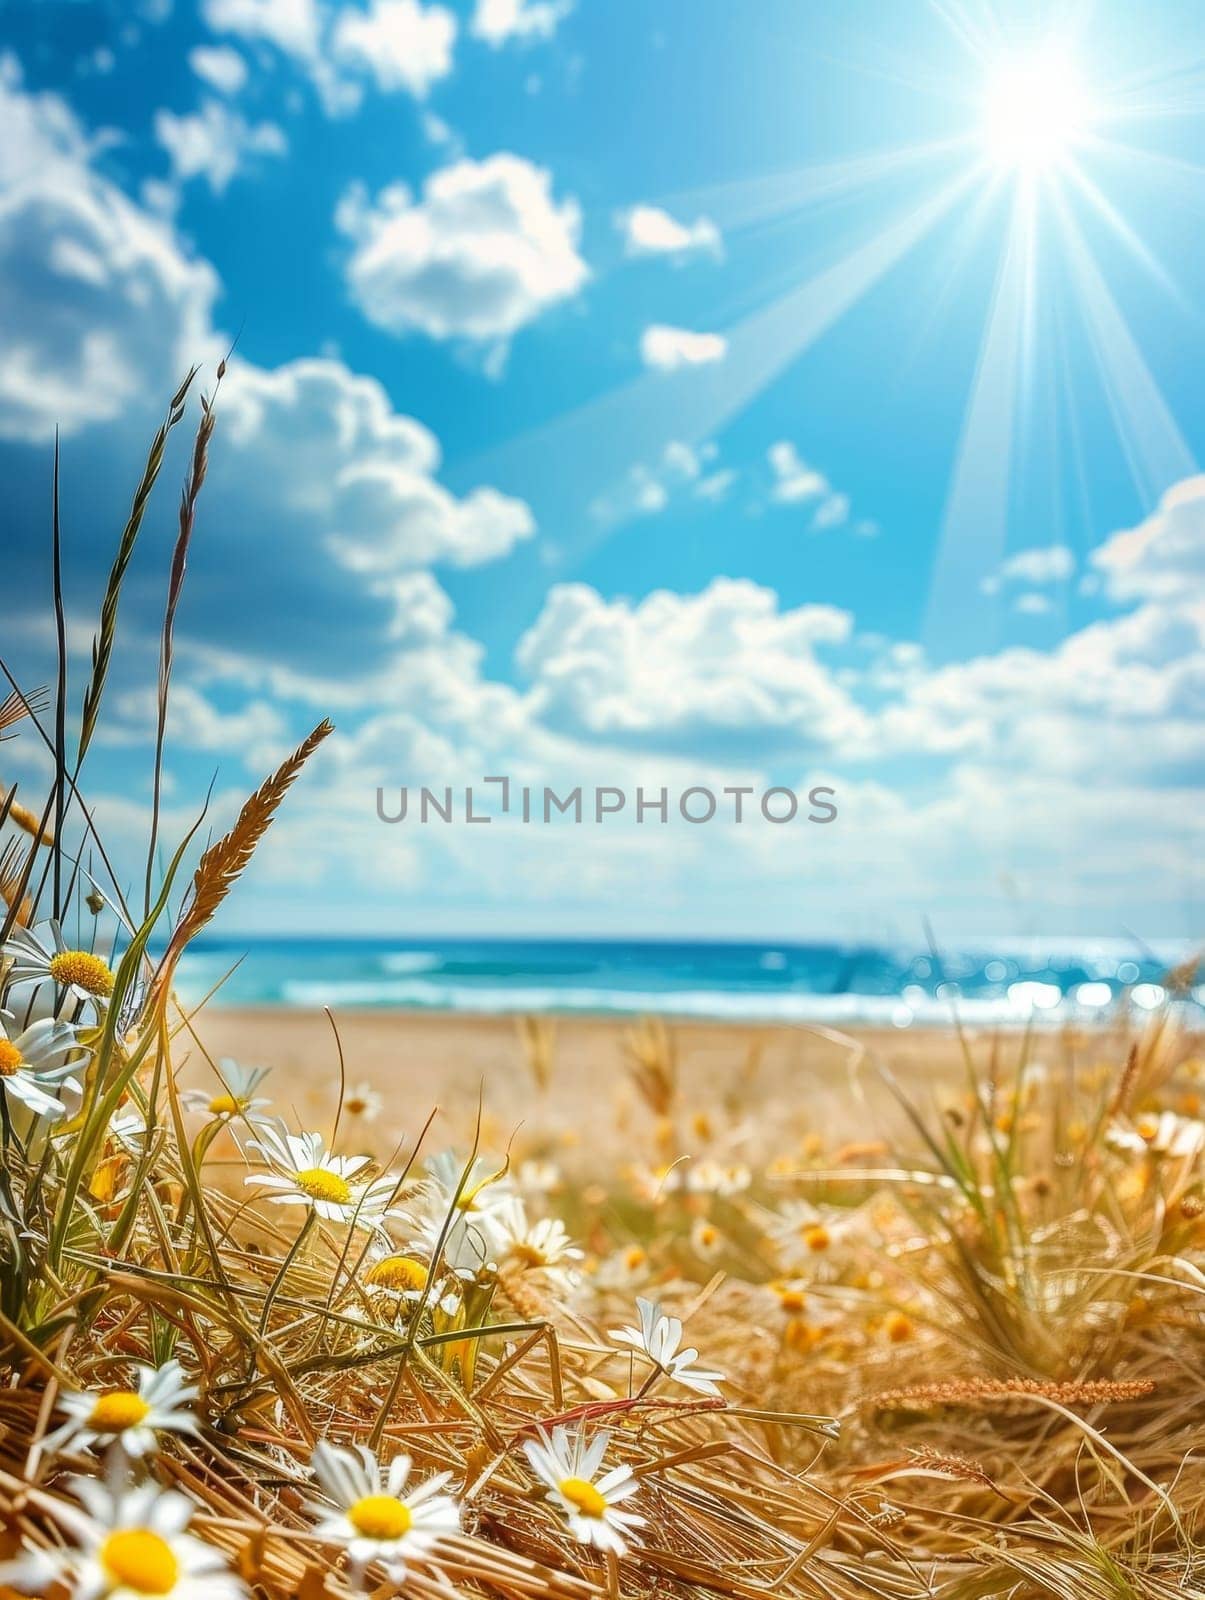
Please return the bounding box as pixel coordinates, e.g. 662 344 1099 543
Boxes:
269 976 1203 1027
379 951 443 975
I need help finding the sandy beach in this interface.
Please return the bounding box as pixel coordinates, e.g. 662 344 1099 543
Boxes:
189 1007 1091 1172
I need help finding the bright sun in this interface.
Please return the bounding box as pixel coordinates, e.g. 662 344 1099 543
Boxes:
981 47 1094 175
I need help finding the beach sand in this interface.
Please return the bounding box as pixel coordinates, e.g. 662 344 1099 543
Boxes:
190 1008 1073 1174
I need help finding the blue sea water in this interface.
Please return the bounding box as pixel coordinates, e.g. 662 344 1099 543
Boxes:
174 936 1203 1026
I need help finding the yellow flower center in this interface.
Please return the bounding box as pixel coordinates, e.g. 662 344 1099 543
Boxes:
295 1167 353 1205
207 1093 243 1116
775 1286 807 1315
345 1095 368 1115
0 1039 24 1077
347 1494 413 1541
366 1255 428 1293
802 1224 831 1253
99 1530 179 1596
623 1246 646 1271
559 1477 607 1518
48 949 115 997
89 1390 151 1432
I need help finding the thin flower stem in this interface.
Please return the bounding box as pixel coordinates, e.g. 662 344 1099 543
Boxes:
257 1209 317 1345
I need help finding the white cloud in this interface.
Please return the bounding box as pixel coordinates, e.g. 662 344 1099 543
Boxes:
696 468 736 502
0 52 91 184
517 577 865 750
767 441 826 504
589 440 734 526
1003 545 1075 584
337 154 587 345
104 684 290 763
640 324 727 372
188 44 249 94
873 597 1205 783
619 204 721 260
218 356 535 576
766 442 857 531
200 0 322 59
812 492 850 530
1092 475 1205 602
471 0 572 46
201 0 454 110
155 100 287 194
331 0 456 99
982 544 1076 594
0 59 219 442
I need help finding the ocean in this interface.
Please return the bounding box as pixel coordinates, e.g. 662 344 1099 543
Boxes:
174 935 1202 1027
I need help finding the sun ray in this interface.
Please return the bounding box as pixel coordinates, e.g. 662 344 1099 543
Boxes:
460 173 976 576
895 174 1014 378
923 185 1036 656
1053 194 1196 504
925 0 1005 65
660 139 966 236
1062 153 1190 307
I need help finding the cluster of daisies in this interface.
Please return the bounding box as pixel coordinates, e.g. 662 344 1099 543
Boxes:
0 924 738 1588
5 1299 724 1592
6 1353 464 1597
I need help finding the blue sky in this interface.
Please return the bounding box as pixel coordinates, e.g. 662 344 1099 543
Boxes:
1 0 1203 941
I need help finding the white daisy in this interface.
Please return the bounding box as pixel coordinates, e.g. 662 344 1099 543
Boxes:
2 921 116 1007
768 1200 856 1276
1108 1110 1205 1161
627 1162 689 1204
400 1150 516 1281
403 1197 502 1282
594 1244 653 1291
180 1060 273 1128
489 1197 583 1290
420 1150 515 1219
244 1124 398 1230
342 1080 383 1122
306 1441 460 1584
610 1298 724 1397
44 1359 199 1460
523 1424 643 1556
0 1473 246 1600
0 1009 85 1121
685 1158 750 1196
357 1247 459 1320
690 1217 724 1261
516 1158 562 1196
